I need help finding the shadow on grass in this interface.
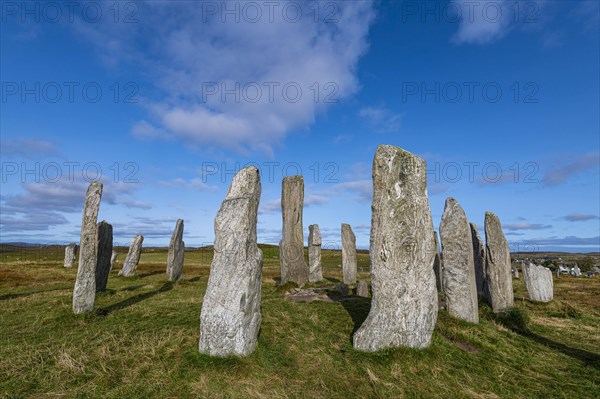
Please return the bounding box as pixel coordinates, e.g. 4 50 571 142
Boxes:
96 282 174 315
494 308 600 370
137 271 164 278
0 285 71 301
120 284 146 292
325 291 371 342
325 277 341 284
520 331 600 370
188 276 201 283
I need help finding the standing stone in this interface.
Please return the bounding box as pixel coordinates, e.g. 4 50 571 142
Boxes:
95 221 113 292
556 268 560 279
470 223 486 299
342 223 357 285
357 280 370 297
433 231 443 292
280 176 308 286
166 219 185 282
110 250 118 271
484 212 514 312
308 224 323 283
572 266 582 277
439 197 479 323
119 235 144 277
199 166 263 357
522 262 553 303
353 145 438 351
72 182 103 314
513 267 519 279
64 243 77 268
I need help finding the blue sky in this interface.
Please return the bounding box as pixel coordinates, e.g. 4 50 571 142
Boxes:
1 0 599 252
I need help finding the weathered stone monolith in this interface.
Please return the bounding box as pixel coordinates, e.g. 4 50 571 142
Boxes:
119 235 144 277
353 145 438 351
110 250 117 271
513 267 519 279
64 243 77 268
199 166 263 357
470 222 486 299
280 176 308 286
357 280 370 297
166 219 185 282
342 223 357 285
522 262 553 303
308 224 323 282
484 212 513 312
572 266 582 277
95 221 113 292
439 197 478 323
72 181 103 314
433 231 443 292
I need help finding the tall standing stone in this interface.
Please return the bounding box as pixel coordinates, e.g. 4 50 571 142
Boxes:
118 235 144 277
522 262 553 303
308 224 323 282
470 222 486 299
72 182 103 314
95 221 113 292
110 250 118 271
167 219 185 282
280 176 308 286
484 212 513 312
342 223 357 285
199 166 263 357
64 243 77 268
513 267 519 279
439 197 478 323
354 145 438 351
433 231 443 292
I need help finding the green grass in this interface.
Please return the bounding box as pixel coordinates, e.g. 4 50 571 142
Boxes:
1 245 599 398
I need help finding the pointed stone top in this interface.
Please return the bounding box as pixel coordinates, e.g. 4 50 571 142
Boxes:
309 224 321 245
444 196 458 207
227 166 260 199
485 211 503 230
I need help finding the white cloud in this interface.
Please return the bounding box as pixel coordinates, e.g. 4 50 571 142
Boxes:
358 106 403 133
451 0 513 45
157 178 218 191
503 222 552 231
0 138 59 159
73 1 377 155
542 152 600 186
562 213 599 222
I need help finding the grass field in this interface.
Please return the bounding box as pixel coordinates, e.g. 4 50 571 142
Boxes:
1 245 599 399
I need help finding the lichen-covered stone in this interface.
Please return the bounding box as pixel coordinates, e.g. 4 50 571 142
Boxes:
308 224 323 283
119 235 144 277
280 176 308 285
110 250 117 271
522 262 553 302
342 223 357 285
470 222 486 299
167 219 185 282
72 182 103 314
199 166 263 357
353 145 438 351
439 197 478 323
484 212 513 312
357 280 370 297
64 243 77 268
95 221 113 292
